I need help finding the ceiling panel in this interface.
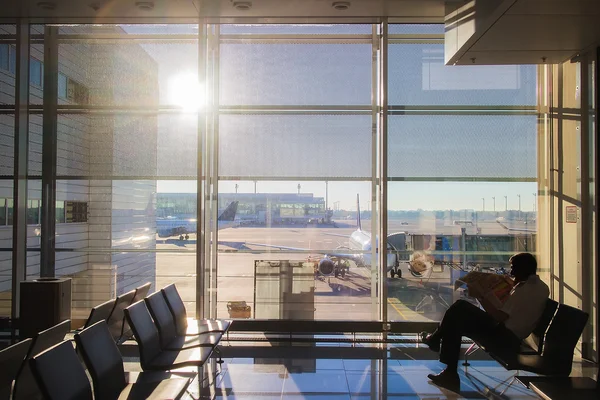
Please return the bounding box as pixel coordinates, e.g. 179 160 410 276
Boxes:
447 0 600 65
470 15 600 52
507 0 600 16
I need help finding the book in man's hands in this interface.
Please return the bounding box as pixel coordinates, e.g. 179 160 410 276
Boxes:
454 271 515 308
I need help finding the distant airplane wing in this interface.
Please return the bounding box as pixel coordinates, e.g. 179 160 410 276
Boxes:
243 241 360 260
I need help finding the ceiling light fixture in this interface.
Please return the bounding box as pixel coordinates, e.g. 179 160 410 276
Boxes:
332 1 351 11
37 1 56 10
233 1 252 11
135 1 154 11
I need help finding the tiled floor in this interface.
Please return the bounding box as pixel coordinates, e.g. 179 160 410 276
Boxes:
146 341 598 400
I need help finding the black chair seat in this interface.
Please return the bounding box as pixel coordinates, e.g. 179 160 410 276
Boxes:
117 378 190 400
147 346 214 370
164 333 222 351
186 319 231 335
531 378 599 400
510 354 572 376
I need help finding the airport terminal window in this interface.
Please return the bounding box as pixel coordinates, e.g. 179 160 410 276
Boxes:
66 78 89 104
0 198 5 225
58 73 67 99
0 44 16 74
56 201 65 223
6 199 12 226
27 200 40 225
1 22 543 326
29 57 42 87
0 44 8 71
9 45 15 73
65 201 88 223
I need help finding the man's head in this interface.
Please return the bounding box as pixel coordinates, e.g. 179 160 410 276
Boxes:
508 252 537 281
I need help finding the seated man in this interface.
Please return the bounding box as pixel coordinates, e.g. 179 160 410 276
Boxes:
419 252 549 391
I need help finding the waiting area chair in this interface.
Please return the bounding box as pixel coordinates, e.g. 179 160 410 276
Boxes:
124 300 214 371
107 289 136 342
145 291 220 351
0 338 32 399
74 321 191 400
121 282 153 341
82 298 117 330
29 341 93 400
161 284 231 336
467 300 589 396
13 319 71 400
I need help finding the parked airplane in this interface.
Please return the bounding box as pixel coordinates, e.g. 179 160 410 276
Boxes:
246 195 402 278
157 201 239 240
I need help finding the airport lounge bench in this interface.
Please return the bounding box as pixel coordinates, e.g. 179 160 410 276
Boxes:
162 283 231 336
465 299 589 395
75 321 191 400
0 338 32 399
124 300 219 371
13 320 71 400
30 335 191 400
145 291 222 351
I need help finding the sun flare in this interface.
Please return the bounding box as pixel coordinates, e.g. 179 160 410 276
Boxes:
168 72 205 112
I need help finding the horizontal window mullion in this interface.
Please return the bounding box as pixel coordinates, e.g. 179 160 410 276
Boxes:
388 177 536 182
219 176 372 181
388 110 537 116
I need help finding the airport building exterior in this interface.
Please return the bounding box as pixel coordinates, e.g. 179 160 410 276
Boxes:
0 25 158 315
158 192 330 224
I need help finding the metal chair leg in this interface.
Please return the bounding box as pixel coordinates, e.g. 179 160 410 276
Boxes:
487 371 518 396
462 342 479 367
213 346 224 364
498 375 518 396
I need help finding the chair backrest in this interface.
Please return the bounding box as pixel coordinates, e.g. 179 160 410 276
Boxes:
541 303 589 375
29 341 93 400
123 300 162 368
145 291 178 349
523 298 559 354
132 282 152 304
74 321 126 400
83 298 117 329
162 284 188 336
106 289 136 341
0 338 32 400
13 319 71 400
120 282 153 341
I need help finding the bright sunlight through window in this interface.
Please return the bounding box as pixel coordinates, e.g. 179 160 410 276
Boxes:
168 72 205 112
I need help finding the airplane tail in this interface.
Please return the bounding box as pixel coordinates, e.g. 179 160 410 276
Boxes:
356 194 362 231
218 201 238 221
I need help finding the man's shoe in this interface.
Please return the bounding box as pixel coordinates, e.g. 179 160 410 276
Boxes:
419 331 440 352
427 369 460 391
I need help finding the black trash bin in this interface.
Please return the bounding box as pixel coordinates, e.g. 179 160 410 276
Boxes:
20 278 71 338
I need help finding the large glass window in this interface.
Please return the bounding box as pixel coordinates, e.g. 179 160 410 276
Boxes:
386 29 538 322
3 22 542 326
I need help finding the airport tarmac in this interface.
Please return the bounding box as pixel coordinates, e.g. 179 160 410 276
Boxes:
155 218 526 322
